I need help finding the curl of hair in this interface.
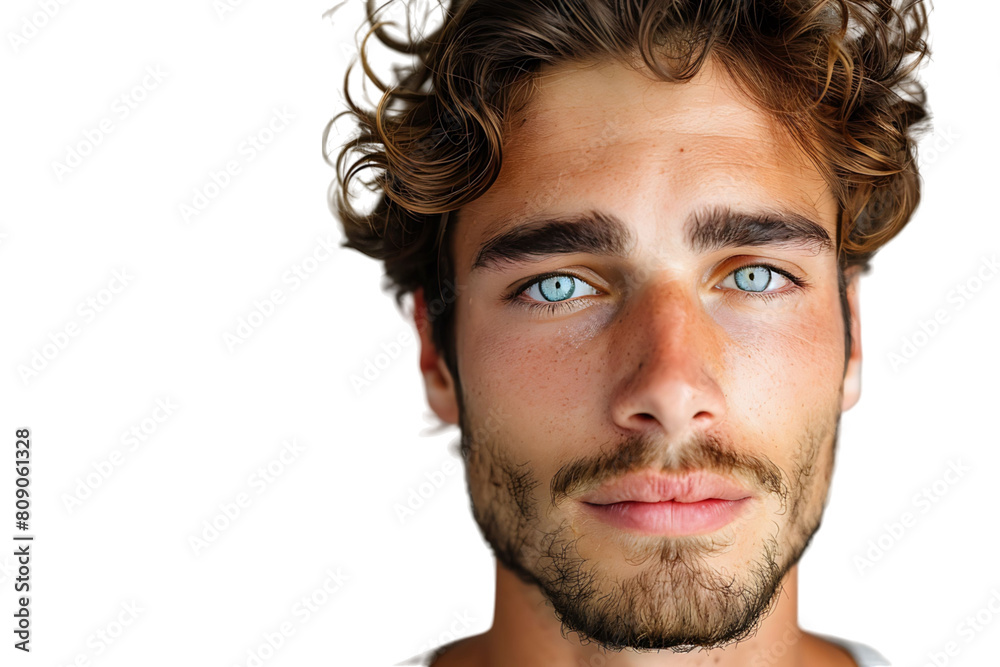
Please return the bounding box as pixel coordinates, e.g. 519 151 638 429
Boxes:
326 0 931 376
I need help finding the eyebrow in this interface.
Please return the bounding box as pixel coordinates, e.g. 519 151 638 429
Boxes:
469 206 833 273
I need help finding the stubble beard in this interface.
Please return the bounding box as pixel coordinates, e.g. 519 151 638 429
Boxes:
457 398 842 652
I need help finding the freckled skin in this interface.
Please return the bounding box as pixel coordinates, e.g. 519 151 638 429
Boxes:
418 57 863 667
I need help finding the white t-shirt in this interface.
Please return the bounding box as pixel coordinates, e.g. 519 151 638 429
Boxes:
400 633 891 666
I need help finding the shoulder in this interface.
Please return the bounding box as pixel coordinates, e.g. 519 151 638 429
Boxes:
804 630 892 667
398 634 487 667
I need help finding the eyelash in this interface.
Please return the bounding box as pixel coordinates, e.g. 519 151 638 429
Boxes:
503 263 807 315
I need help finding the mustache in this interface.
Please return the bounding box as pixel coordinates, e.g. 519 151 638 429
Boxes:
549 430 788 507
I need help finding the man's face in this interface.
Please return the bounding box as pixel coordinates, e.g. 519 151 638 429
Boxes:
426 57 861 651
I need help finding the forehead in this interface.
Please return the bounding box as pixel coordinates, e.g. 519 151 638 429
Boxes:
453 57 837 261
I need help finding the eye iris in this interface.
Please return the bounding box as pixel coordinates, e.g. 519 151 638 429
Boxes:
734 266 771 292
539 276 575 302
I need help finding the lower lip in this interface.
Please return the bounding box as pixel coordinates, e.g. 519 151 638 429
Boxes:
582 498 752 536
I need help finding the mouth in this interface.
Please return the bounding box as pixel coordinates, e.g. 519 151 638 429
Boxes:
578 470 755 536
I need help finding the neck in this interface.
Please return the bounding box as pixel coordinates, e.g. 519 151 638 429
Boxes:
475 561 810 667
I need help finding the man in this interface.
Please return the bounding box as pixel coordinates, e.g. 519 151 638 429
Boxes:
329 1 930 665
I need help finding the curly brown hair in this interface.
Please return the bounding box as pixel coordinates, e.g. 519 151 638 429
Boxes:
326 0 931 381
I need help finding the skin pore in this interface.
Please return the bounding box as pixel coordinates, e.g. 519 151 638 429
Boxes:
414 55 864 667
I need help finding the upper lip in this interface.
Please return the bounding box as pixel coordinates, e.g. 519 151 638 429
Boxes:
579 470 753 505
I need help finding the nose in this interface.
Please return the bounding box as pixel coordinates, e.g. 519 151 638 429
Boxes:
609 275 727 440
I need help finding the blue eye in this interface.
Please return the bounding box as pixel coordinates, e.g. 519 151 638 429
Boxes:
735 265 771 292
721 264 793 294
507 263 803 316
523 274 601 303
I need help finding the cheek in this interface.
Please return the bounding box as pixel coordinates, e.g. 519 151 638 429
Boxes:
460 313 608 466
457 290 845 471
719 297 846 439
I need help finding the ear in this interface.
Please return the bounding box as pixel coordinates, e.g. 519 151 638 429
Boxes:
413 287 460 425
841 268 863 412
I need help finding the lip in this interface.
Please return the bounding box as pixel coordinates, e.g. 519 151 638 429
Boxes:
578 470 755 536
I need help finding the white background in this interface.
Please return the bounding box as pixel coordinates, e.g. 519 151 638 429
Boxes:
1 1 997 666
